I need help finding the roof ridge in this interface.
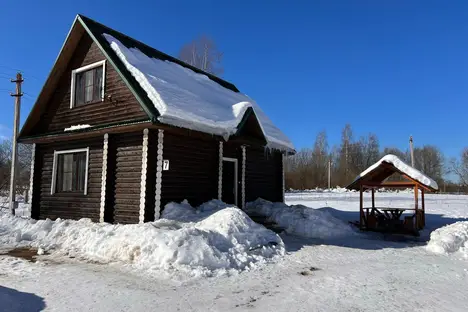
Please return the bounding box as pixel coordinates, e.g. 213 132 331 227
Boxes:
77 14 239 92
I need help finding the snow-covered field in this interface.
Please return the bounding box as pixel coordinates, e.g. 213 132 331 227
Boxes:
1 191 468 311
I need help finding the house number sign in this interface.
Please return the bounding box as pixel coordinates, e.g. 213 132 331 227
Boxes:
163 159 170 171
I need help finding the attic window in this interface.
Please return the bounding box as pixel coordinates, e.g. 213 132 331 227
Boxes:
70 60 106 108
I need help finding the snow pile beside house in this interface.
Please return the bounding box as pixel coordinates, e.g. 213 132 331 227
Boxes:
245 199 357 239
0 200 284 277
427 221 468 256
103 34 294 151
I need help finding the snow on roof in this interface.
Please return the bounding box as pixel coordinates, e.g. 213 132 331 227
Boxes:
64 124 92 131
103 34 294 151
353 154 439 191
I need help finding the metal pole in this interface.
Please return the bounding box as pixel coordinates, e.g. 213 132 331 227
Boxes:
328 158 331 189
9 72 23 215
409 136 415 167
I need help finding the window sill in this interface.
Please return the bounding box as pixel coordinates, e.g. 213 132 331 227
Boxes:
73 99 104 108
53 191 87 196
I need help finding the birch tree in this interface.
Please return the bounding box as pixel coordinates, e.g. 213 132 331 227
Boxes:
178 36 224 76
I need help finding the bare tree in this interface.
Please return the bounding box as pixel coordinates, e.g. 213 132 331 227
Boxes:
311 131 329 187
413 145 444 186
450 148 468 187
0 141 32 195
178 35 224 76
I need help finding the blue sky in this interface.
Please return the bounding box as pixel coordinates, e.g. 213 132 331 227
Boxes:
0 1 467 158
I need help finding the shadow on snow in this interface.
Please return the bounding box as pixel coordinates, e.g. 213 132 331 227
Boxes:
0 286 46 312
282 207 468 252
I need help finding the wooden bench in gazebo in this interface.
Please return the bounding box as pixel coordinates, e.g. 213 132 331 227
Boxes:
346 155 439 235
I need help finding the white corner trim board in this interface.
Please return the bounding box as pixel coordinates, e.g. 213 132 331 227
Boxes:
218 141 223 200
99 134 109 223
222 157 238 206
139 129 149 224
28 143 36 204
154 129 164 220
241 146 246 209
70 60 106 108
51 147 90 195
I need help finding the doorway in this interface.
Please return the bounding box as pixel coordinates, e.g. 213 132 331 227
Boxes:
222 157 238 206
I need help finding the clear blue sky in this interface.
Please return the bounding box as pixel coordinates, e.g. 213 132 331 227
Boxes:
0 1 467 158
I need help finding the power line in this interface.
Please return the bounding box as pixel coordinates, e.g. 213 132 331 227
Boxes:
0 66 41 81
23 91 36 98
0 65 22 73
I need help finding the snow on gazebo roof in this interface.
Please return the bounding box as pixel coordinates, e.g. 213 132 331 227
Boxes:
347 154 439 191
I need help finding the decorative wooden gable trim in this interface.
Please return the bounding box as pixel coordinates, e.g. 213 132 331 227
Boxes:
28 143 36 204
99 133 109 223
154 129 164 220
139 129 149 223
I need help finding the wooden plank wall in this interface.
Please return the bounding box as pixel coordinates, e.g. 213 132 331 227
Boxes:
160 132 218 210
109 132 143 224
245 147 283 203
34 137 103 221
31 33 147 135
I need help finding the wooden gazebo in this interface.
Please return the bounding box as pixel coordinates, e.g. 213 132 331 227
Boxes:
347 155 438 235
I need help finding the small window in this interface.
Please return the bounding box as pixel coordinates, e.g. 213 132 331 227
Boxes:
51 148 89 195
70 60 106 108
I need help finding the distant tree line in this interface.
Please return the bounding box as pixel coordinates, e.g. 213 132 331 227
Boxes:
284 124 466 193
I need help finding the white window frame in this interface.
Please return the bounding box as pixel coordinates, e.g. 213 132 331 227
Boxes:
222 157 238 206
51 148 90 195
70 60 106 108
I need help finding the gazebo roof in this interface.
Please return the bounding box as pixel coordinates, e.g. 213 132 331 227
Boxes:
346 154 439 192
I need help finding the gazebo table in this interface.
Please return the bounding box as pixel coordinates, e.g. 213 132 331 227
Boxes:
379 208 408 220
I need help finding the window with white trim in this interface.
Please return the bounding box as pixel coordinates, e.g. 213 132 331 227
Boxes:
51 148 89 195
70 60 106 108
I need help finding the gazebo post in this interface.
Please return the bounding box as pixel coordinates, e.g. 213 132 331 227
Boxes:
414 184 419 229
360 184 364 229
421 188 425 228
371 188 375 209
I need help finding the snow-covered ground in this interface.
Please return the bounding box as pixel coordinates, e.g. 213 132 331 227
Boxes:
1 191 468 311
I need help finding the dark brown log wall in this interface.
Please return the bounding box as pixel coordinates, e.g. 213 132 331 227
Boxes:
159 132 218 210
109 132 143 224
31 33 147 135
31 129 284 223
33 137 103 221
245 147 283 203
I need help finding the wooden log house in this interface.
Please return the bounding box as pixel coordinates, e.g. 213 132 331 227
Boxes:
18 15 295 224
346 155 438 235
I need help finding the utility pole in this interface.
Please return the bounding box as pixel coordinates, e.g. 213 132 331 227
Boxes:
328 158 331 189
9 72 23 215
409 135 415 167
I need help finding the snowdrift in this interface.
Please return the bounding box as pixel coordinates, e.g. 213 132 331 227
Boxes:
426 221 468 256
245 199 357 239
0 200 284 277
